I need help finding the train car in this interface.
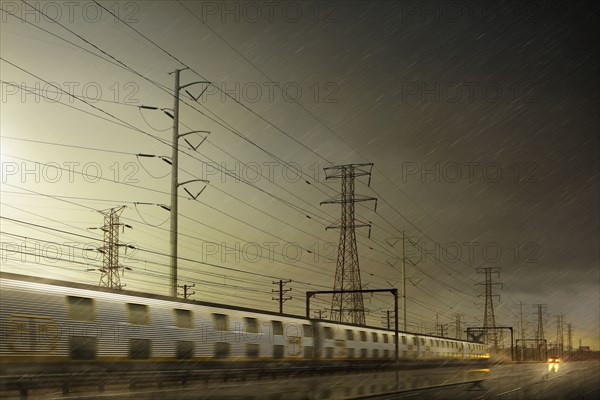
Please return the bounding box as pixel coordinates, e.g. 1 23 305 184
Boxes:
0 272 488 375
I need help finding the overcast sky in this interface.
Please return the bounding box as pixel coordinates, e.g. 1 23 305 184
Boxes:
1 1 598 349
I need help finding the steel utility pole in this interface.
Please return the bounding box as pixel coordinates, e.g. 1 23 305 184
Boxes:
272 279 292 314
169 68 181 298
519 302 526 361
178 283 195 299
168 68 210 297
402 231 407 331
454 313 463 340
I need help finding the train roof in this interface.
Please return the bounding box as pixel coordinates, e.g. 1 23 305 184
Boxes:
0 271 481 344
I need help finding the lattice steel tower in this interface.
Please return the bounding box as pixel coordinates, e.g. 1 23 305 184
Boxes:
476 267 502 349
534 304 547 360
94 206 131 289
321 163 376 325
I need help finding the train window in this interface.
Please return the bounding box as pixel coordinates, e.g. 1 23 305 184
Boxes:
384 349 390 358
304 346 314 358
360 348 367 358
360 331 367 342
212 313 228 331
176 340 194 359
325 347 334 358
273 345 284 359
272 320 283 336
246 343 259 359
303 324 314 338
214 342 230 358
429 339 433 346
346 330 354 340
244 317 259 334
174 309 192 328
70 336 96 359
383 334 388 343
324 327 334 339
421 338 425 345
373 349 379 358
372 332 379 343
129 338 151 359
348 348 354 358
128 303 150 325
413 337 418 345
435 340 439 347
67 296 95 322
401 336 407 345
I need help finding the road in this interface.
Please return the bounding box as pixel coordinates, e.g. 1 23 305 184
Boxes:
2 361 598 400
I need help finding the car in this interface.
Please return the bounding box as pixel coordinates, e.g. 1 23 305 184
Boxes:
548 357 560 363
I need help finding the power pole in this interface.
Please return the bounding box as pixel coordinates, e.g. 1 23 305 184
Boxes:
533 304 547 361
401 231 407 331
88 206 132 289
555 314 564 358
519 302 526 361
567 323 573 360
272 279 292 314
454 313 463 340
382 310 395 329
178 283 195 299
320 163 376 325
476 267 502 350
385 233 420 331
168 68 210 297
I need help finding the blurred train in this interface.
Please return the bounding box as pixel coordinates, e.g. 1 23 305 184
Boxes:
0 272 489 374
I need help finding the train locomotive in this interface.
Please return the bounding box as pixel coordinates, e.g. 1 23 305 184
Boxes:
0 272 489 375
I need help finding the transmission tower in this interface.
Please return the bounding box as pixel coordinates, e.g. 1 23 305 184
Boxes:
89 206 132 289
321 163 377 326
555 314 564 358
533 304 547 360
476 267 502 350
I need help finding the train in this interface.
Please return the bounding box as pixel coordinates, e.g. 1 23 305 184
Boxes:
0 272 489 375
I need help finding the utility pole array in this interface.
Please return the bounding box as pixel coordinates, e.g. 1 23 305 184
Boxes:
178 283 196 299
88 206 132 289
476 267 502 349
272 279 292 314
321 163 376 326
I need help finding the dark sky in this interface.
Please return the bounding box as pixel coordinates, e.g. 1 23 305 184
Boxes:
1 1 598 347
